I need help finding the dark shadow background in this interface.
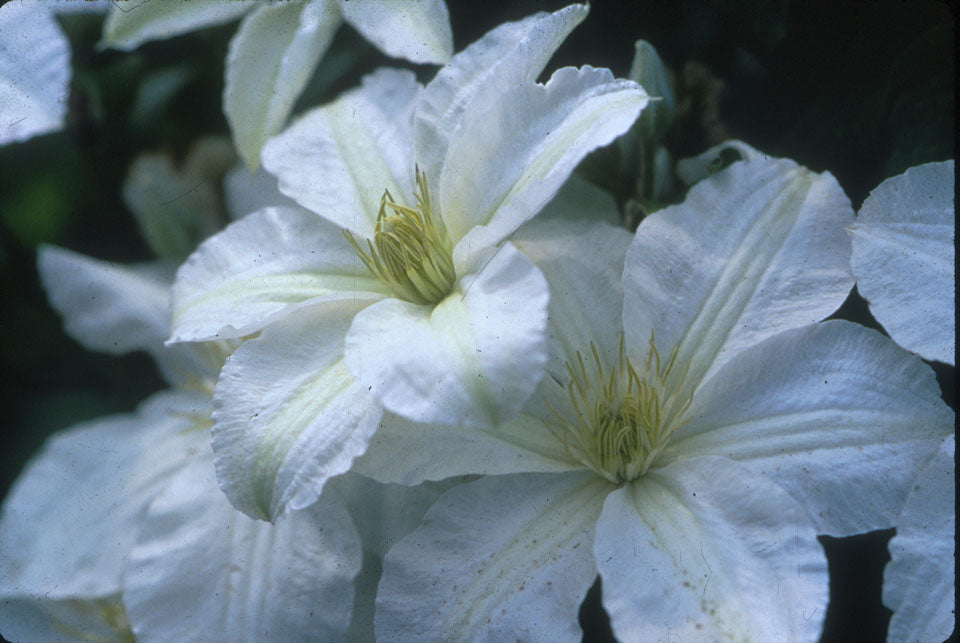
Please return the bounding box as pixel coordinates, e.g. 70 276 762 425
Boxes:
0 1 954 641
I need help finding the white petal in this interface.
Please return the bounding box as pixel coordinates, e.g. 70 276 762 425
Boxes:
353 411 579 484
444 66 647 266
39 246 171 357
225 0 341 169
851 160 955 364
339 0 452 65
329 472 455 560
39 246 226 389
675 139 768 186
511 176 632 376
101 0 251 50
261 68 419 238
171 206 386 342
48 0 112 14
124 447 361 642
0 391 206 600
224 164 299 221
376 472 610 642
623 155 855 394
344 242 549 426
414 4 588 182
0 2 70 145
328 473 460 643
0 594 132 643
668 321 954 536
518 172 622 227
884 436 955 643
211 303 382 521
595 457 827 642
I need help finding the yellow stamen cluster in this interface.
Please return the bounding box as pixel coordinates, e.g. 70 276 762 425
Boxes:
547 333 693 483
345 170 455 305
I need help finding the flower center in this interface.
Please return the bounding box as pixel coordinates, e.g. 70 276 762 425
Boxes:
344 170 455 305
546 333 693 484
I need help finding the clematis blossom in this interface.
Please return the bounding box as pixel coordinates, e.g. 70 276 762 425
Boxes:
0 246 363 642
358 154 954 640
1 245 453 641
850 159 955 364
0 158 452 639
101 0 455 168
169 5 648 521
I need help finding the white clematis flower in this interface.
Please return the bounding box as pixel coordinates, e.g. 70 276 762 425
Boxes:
362 155 954 640
169 5 648 521
1 162 452 639
850 159 955 364
882 435 955 643
0 247 361 642
101 0 455 168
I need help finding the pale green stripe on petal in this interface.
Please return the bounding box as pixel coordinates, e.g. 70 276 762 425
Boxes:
101 0 252 50
414 4 588 183
623 155 855 398
225 0 341 169
669 164 812 385
376 472 610 641
445 66 647 268
669 321 954 536
211 303 382 521
171 206 388 342
250 358 353 514
493 72 646 214
595 457 827 642
174 272 383 329
323 90 410 224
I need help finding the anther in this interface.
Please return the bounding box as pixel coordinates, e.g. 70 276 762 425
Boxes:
344 170 455 305
546 332 693 483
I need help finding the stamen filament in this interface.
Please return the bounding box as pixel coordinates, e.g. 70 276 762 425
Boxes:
545 331 693 483
344 169 455 305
